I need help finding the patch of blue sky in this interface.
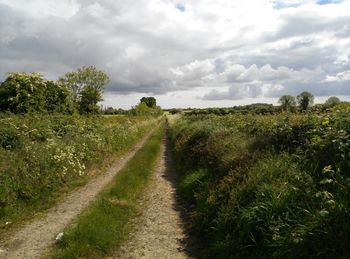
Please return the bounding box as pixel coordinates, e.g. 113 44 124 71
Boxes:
272 1 301 9
175 3 185 12
316 0 343 5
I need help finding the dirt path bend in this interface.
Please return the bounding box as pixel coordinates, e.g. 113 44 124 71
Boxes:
112 136 192 259
0 132 154 259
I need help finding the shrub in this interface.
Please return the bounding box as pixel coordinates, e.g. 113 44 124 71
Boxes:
0 73 72 114
0 114 157 223
170 108 350 258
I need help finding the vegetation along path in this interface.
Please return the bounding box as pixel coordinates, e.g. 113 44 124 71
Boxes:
0 131 154 259
112 135 192 259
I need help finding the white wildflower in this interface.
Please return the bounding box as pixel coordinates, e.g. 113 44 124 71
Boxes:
55 232 64 241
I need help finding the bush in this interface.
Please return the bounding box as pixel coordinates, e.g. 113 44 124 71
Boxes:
0 114 157 223
0 73 72 114
170 108 350 258
130 102 163 117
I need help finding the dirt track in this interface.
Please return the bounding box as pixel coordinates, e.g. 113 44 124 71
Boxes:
0 132 152 259
112 136 192 259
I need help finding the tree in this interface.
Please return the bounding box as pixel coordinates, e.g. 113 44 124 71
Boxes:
59 66 109 113
278 95 296 112
130 102 151 116
79 86 102 114
325 96 340 107
44 80 73 113
140 97 156 108
0 72 47 113
0 72 74 114
297 91 314 110
130 101 163 116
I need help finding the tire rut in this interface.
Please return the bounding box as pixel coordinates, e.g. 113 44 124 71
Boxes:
111 136 193 259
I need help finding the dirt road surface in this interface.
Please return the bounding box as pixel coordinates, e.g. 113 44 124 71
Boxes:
112 137 193 259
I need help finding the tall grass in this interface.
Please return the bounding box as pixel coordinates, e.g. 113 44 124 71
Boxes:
0 114 158 226
52 125 164 258
170 107 350 258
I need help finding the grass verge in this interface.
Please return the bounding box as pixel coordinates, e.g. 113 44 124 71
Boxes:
51 125 164 259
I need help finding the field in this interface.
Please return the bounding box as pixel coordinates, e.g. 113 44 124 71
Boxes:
169 103 350 258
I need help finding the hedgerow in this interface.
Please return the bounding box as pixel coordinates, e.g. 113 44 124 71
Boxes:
170 103 350 258
0 114 157 224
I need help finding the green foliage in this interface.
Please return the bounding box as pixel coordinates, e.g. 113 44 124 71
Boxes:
59 66 109 101
59 66 109 114
45 80 74 113
52 126 163 258
140 96 157 108
102 107 127 115
130 102 163 117
325 96 341 107
168 108 182 114
278 95 296 112
0 73 72 114
186 103 278 116
297 91 314 110
79 86 102 114
0 67 110 114
170 106 350 258
0 114 157 224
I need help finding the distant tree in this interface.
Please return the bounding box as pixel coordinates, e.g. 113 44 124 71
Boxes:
278 95 296 112
140 97 156 108
130 101 163 116
297 91 314 110
79 86 102 114
130 102 151 116
59 66 109 113
104 107 116 115
325 96 340 107
169 108 182 115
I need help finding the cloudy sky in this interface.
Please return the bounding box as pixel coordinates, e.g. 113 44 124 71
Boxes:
0 0 350 108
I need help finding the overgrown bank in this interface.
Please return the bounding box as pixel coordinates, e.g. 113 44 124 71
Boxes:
52 124 164 258
169 105 350 258
0 114 158 226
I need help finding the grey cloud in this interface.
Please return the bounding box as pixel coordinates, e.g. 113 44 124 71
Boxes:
203 82 284 100
0 0 213 94
1 0 350 100
268 12 350 40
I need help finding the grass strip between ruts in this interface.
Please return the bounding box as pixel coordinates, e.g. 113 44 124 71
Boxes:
51 125 164 259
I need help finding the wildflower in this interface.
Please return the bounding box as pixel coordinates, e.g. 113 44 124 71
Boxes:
55 232 64 241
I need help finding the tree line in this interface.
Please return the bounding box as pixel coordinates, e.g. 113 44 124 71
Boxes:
279 91 341 112
0 67 342 115
0 66 108 114
0 67 162 116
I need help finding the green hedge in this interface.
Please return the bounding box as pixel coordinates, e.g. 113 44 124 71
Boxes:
170 105 350 258
0 114 157 224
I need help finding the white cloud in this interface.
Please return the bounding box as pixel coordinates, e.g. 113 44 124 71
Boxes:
1 0 350 107
0 0 80 18
325 70 350 82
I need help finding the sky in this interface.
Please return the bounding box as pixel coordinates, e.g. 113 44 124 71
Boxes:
0 0 350 108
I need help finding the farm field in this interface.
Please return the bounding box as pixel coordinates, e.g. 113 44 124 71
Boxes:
169 104 350 258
